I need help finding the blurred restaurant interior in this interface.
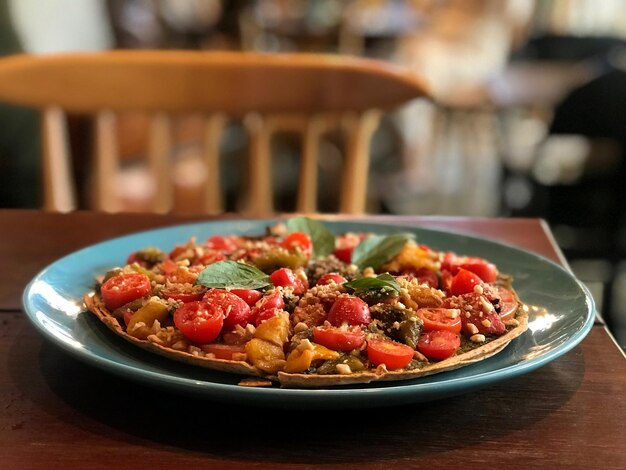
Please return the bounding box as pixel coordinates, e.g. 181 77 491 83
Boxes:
0 0 625 346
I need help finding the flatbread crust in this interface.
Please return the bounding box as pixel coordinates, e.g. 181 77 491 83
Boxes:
84 293 263 377
279 310 527 388
84 292 528 388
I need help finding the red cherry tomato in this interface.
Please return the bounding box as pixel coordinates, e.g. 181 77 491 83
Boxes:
317 273 347 286
282 232 313 257
101 273 151 310
229 288 263 307
196 250 226 266
459 259 498 283
442 252 498 283
333 234 363 263
416 308 462 334
313 326 365 351
251 292 285 325
202 343 246 360
205 235 238 253
451 293 507 336
162 287 207 303
169 244 190 261
203 289 253 330
254 307 282 326
173 301 224 343
449 269 483 296
495 286 519 321
327 296 371 326
367 338 414 370
269 268 308 295
417 330 460 361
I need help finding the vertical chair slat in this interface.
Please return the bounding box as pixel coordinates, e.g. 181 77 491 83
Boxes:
297 115 323 214
340 110 381 214
93 110 120 212
202 113 227 214
147 112 173 213
41 107 76 212
245 113 273 216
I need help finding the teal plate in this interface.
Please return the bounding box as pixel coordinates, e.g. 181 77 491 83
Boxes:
22 219 595 408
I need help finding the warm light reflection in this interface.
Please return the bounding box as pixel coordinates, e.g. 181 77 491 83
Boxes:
527 305 557 332
35 311 84 349
30 280 83 318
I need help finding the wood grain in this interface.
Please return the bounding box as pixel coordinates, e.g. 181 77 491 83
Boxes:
1 211 624 468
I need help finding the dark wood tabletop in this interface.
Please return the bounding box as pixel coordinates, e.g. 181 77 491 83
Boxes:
1 210 624 469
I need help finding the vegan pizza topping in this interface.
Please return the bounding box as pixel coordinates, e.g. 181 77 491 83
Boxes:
84 217 528 387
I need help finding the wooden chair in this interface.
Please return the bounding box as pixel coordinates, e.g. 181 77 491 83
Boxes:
0 51 429 215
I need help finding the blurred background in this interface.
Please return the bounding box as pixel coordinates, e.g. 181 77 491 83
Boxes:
0 0 625 347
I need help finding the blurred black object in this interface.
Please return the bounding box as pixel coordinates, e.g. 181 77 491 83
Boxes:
0 1 41 208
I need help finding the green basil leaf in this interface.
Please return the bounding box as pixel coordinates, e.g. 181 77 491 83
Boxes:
286 216 335 257
195 260 271 290
344 273 401 293
351 233 414 270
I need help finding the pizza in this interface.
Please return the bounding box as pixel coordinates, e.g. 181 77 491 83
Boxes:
83 217 528 388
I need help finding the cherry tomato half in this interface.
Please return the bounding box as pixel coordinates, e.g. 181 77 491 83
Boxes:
417 330 460 361
416 308 462 334
443 292 507 336
173 301 224 343
317 273 347 286
203 289 252 330
333 233 363 263
196 250 226 266
252 292 285 326
162 287 207 303
254 307 282 326
495 286 518 322
313 326 365 351
269 267 308 295
205 235 238 254
459 259 498 283
367 338 414 370
229 288 263 307
282 232 313 257
327 296 371 326
442 252 497 283
449 269 483 296
101 273 151 310
202 343 246 360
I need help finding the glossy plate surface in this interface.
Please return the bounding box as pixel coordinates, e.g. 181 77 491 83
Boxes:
22 219 595 408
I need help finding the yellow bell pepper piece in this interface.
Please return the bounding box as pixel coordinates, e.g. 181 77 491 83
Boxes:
283 342 340 373
245 338 286 373
127 299 169 336
254 312 290 346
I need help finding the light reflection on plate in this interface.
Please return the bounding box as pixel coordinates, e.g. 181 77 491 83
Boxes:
22 219 595 408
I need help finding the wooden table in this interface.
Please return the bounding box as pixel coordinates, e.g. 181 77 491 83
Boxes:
1 210 624 469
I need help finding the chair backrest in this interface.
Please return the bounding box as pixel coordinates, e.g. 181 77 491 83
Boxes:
0 50 429 215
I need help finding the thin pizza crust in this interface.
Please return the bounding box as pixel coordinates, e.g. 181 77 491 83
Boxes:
84 292 528 388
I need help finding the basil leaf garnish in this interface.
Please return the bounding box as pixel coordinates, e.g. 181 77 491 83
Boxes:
195 261 271 290
344 273 401 294
351 233 414 270
286 216 335 257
